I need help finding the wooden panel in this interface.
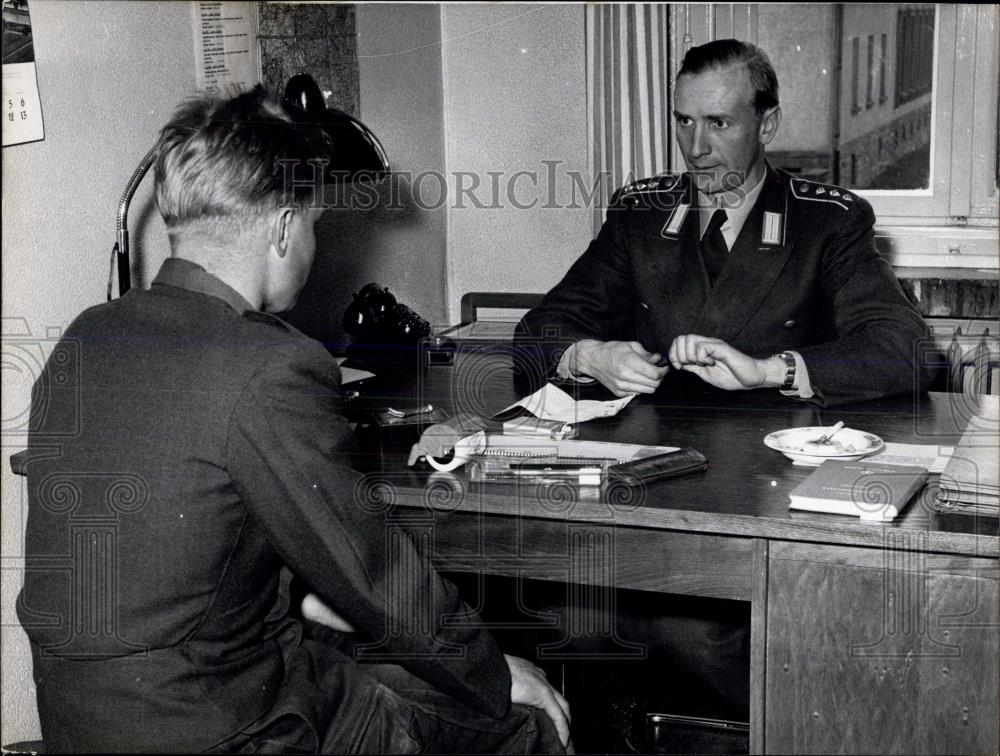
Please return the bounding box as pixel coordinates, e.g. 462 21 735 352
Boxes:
749 539 769 755
765 544 999 754
770 539 1000 575
405 511 756 601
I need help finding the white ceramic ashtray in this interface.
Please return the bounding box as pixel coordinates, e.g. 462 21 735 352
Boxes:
763 426 884 466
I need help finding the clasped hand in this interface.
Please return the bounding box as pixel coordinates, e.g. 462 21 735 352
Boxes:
575 335 779 394
667 334 776 390
573 339 668 396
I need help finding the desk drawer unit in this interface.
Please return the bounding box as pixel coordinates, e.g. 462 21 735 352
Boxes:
764 541 999 755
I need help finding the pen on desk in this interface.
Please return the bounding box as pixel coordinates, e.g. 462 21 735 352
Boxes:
510 462 603 472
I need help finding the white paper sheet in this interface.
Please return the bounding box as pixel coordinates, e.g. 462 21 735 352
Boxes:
341 367 375 384
2 0 44 147
2 62 44 146
866 443 955 474
191 1 260 94
333 358 375 385
500 383 635 424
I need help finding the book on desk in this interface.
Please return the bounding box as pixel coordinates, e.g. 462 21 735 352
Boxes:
788 459 929 521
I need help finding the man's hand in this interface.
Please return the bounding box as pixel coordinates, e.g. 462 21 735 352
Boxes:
668 334 784 391
506 654 572 750
573 339 668 397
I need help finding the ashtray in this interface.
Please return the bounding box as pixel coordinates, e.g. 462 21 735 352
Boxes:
763 426 884 466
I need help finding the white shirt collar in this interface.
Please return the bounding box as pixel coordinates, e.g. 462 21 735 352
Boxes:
697 169 768 250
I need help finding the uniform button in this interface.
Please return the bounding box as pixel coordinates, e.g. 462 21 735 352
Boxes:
784 319 796 329
639 302 651 311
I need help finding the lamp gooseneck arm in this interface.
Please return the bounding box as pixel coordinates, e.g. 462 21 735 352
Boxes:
113 146 157 297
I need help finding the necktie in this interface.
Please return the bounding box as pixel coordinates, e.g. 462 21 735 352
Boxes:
700 209 729 284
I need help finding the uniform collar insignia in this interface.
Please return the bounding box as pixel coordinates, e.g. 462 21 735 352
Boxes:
660 203 690 238
761 211 784 246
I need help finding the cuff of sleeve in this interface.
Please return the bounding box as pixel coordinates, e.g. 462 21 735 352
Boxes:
779 351 814 399
556 342 597 383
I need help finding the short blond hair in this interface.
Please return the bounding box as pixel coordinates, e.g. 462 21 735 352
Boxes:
154 85 331 235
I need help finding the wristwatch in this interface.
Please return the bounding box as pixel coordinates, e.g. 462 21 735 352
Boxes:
775 351 796 390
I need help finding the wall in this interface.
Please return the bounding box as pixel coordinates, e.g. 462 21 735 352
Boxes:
281 3 449 346
1 1 196 743
758 4 835 154
440 4 592 324
288 3 593 338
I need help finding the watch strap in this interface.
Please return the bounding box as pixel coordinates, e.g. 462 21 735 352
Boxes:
775 351 796 390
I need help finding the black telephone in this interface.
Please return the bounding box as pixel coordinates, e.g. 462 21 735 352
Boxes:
342 283 432 364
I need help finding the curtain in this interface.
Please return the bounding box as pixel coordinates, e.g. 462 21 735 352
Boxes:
586 4 673 235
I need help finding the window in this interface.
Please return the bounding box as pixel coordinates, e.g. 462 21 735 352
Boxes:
851 36 861 114
866 35 875 109
896 7 934 107
879 33 888 104
667 3 997 268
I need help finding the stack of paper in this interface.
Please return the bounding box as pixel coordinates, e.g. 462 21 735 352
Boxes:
936 396 999 516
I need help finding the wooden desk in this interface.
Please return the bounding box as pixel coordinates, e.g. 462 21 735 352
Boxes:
356 350 999 755
10 350 997 753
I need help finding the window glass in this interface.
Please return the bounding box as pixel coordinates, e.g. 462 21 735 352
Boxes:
759 3 935 191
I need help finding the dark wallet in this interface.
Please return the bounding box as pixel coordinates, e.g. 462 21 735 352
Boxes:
607 448 708 486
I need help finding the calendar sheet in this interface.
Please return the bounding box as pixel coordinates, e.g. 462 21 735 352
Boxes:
2 0 44 146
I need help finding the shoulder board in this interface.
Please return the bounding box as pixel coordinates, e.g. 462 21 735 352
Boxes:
243 310 291 330
789 178 855 210
620 173 681 196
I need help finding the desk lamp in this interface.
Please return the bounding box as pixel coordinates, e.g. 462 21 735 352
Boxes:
110 73 389 298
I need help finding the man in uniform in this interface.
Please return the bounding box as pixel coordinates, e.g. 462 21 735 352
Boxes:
19 87 569 753
517 39 932 407
512 39 933 724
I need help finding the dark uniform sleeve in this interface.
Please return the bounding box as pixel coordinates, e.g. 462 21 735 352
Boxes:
514 194 637 392
224 337 511 718
795 196 934 405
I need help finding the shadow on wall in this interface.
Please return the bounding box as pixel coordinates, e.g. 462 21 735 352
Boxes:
281 175 422 355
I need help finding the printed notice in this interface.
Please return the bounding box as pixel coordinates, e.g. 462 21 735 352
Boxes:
191 1 260 94
2 0 44 146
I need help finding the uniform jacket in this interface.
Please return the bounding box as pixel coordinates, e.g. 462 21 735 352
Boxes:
19 258 510 753
516 163 933 406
